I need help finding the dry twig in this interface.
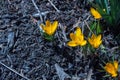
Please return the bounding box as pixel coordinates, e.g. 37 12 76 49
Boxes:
48 0 60 13
7 0 11 4
31 0 43 23
0 61 30 80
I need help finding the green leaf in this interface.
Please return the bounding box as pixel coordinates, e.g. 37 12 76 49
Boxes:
43 33 54 41
96 21 102 34
103 74 110 78
90 0 120 35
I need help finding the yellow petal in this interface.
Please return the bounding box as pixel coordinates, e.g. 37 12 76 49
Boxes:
112 73 117 77
88 34 102 48
51 21 58 35
91 34 96 39
43 20 58 35
88 38 93 45
41 23 51 35
45 20 53 35
98 40 102 46
70 33 75 40
78 34 84 40
67 27 87 47
97 34 102 41
46 20 51 28
94 40 101 48
67 41 78 47
113 61 118 71
75 27 82 37
44 27 52 35
90 7 102 19
94 43 100 48
104 63 114 74
79 40 87 46
104 62 118 77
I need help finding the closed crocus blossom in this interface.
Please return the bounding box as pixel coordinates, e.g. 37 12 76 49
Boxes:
88 34 102 48
104 61 118 77
40 20 58 35
67 27 87 47
90 7 102 19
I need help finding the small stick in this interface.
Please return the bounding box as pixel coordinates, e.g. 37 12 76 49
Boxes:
0 61 30 80
7 55 13 67
86 69 93 80
48 0 60 13
31 0 43 23
8 0 11 4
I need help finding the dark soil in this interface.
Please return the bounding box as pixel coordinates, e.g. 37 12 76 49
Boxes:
0 0 119 80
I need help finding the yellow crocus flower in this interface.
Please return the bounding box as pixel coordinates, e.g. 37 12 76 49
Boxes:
40 20 58 35
67 27 87 47
90 7 102 19
88 34 102 48
104 61 118 77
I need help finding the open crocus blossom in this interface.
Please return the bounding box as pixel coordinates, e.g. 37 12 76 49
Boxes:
88 34 102 48
40 20 58 35
104 61 119 77
67 27 87 47
90 7 102 19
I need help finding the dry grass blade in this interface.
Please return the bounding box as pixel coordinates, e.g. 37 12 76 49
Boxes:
48 0 60 13
55 63 71 80
0 61 30 80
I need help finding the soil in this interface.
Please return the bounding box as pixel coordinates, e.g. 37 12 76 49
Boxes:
0 0 119 80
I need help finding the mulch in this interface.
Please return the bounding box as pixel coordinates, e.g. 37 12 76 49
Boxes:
0 0 119 80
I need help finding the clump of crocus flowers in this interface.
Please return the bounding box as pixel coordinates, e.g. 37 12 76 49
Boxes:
88 34 102 48
90 7 102 19
104 60 119 77
89 8 102 48
67 27 87 47
67 27 102 48
40 20 58 40
40 20 58 36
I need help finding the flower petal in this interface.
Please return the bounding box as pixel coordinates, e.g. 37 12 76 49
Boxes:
88 34 102 48
113 61 118 71
75 27 82 37
94 43 100 48
51 21 58 35
78 34 84 40
67 41 78 47
90 7 102 19
91 34 96 39
112 73 117 77
46 20 51 28
97 34 102 41
68 27 87 47
44 20 52 35
70 33 75 40
79 40 87 46
104 63 114 74
88 38 93 45
104 62 118 77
